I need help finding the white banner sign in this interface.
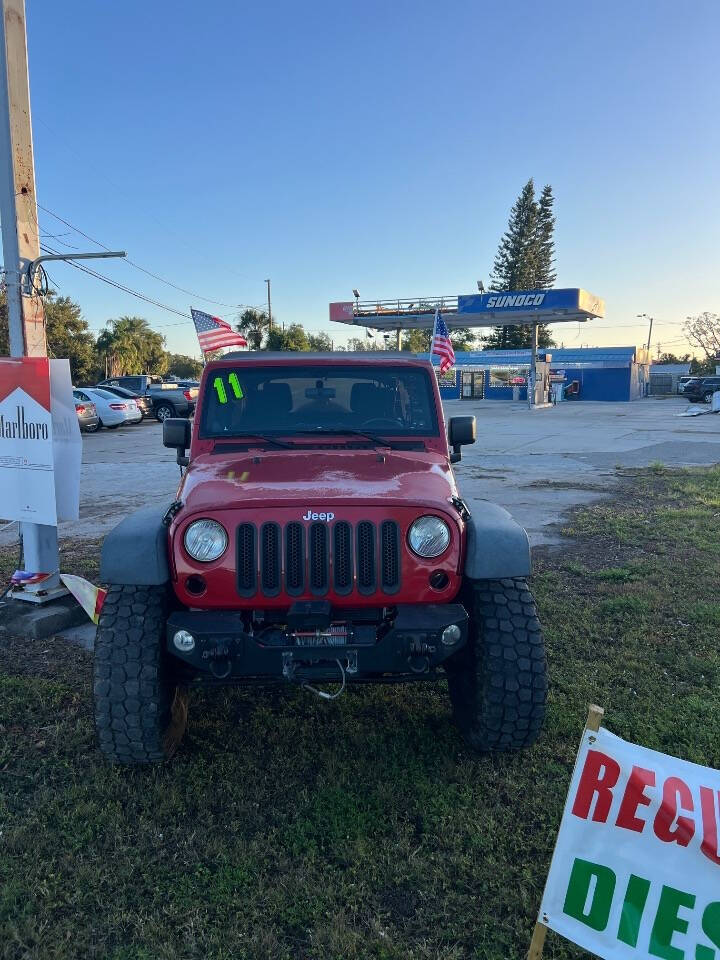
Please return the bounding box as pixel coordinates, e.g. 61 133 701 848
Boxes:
540 727 720 959
50 359 81 522
0 357 81 527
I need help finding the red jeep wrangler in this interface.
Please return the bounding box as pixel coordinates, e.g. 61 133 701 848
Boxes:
94 353 546 764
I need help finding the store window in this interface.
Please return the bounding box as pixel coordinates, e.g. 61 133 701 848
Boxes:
435 368 458 389
489 366 527 388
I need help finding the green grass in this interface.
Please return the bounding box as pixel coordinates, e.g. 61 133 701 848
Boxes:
1 466 720 959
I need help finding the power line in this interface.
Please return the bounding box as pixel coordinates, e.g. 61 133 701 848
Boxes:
37 202 253 310
40 242 193 321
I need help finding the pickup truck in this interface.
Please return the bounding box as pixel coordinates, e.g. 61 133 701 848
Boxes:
98 375 198 422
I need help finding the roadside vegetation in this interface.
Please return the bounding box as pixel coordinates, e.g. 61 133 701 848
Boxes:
1 466 719 960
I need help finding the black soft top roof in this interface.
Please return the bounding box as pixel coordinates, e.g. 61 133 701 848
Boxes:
218 351 418 362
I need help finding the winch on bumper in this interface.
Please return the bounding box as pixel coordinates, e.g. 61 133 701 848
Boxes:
166 603 468 683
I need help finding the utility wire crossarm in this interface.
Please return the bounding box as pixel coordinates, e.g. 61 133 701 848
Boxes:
26 249 126 293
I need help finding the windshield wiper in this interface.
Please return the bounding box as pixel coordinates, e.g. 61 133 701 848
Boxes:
214 433 293 449
291 428 406 449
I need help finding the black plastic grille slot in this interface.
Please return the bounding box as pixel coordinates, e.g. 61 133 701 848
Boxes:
380 520 400 593
236 523 256 597
261 523 281 596
309 523 329 594
356 521 376 594
333 521 353 594
285 522 304 595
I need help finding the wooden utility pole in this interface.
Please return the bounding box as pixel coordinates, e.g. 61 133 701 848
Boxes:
0 0 46 356
0 0 57 586
265 277 272 331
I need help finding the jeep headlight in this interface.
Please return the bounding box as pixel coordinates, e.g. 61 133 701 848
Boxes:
408 516 450 558
184 519 228 562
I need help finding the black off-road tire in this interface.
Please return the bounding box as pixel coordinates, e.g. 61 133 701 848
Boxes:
93 585 188 764
446 578 547 752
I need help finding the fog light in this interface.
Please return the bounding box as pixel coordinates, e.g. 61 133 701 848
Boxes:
186 575 206 596
173 630 195 652
441 624 461 646
429 570 449 590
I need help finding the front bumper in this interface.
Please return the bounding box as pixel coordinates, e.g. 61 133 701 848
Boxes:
166 604 468 683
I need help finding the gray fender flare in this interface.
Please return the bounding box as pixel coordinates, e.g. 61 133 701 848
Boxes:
464 501 531 580
100 505 170 585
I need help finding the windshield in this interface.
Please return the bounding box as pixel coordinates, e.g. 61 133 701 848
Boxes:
200 364 439 438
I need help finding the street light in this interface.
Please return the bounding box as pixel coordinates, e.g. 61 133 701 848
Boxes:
477 280 485 293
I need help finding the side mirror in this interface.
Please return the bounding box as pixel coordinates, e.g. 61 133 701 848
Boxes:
448 416 476 464
163 417 192 466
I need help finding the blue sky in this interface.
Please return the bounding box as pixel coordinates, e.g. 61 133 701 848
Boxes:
23 0 720 356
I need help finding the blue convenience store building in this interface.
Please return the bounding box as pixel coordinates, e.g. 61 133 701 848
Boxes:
330 287 649 402
422 346 651 402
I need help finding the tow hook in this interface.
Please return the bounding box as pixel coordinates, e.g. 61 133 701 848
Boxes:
408 639 434 674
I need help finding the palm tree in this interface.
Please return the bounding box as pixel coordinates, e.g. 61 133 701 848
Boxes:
236 309 270 351
97 316 167 375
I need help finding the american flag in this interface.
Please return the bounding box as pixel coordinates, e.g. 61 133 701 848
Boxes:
431 309 455 373
191 308 247 353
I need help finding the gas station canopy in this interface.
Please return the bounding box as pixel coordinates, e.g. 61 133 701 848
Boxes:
329 288 605 331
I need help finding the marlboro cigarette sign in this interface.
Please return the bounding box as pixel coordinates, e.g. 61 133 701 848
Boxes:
0 357 57 525
0 357 81 527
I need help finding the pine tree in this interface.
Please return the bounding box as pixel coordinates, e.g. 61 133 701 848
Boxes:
489 178 538 294
534 184 556 288
484 178 555 350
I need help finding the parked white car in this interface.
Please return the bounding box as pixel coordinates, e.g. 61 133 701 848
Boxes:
73 387 142 428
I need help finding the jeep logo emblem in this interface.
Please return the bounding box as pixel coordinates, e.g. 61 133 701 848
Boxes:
302 510 335 522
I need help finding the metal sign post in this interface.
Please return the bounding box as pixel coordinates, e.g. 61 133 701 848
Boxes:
528 322 538 408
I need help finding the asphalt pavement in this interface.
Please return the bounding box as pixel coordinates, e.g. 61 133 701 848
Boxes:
1 397 718 549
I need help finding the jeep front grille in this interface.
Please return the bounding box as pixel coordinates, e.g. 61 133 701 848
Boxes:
235 520 400 598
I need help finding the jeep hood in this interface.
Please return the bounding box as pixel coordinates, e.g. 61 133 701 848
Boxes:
178 449 458 514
